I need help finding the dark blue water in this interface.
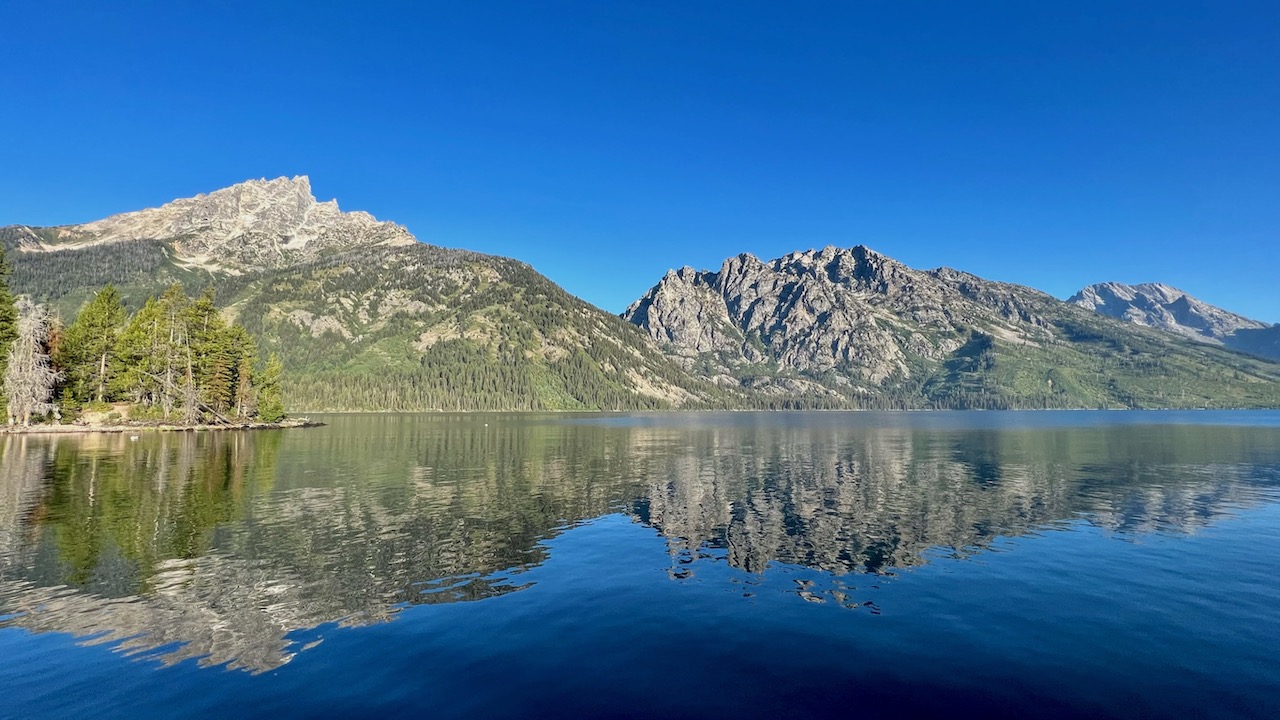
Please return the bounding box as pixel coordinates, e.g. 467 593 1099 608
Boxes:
2 411 1279 718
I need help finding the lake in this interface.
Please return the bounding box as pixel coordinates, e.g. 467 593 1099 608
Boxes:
2 411 1279 719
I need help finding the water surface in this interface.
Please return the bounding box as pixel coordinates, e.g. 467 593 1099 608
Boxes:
2 411 1279 718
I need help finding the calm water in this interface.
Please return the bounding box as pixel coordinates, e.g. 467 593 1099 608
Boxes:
2 411 1279 719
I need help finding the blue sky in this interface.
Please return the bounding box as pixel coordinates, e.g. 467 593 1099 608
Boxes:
2 1 1277 321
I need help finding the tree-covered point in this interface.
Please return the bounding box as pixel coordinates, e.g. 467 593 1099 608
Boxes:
0 276 286 427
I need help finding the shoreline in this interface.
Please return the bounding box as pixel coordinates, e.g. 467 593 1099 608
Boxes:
288 406 1277 414
1 419 324 435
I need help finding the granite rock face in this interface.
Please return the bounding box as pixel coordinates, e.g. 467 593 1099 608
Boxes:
623 245 1059 387
1069 281 1280 361
18 176 414 272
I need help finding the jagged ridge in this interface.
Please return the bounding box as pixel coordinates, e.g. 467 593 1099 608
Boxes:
624 245 1280 408
624 245 1057 386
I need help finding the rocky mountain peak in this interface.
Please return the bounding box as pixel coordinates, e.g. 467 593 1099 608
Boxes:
756 244 912 296
624 244 1055 389
18 176 416 272
1068 281 1267 343
212 173 314 199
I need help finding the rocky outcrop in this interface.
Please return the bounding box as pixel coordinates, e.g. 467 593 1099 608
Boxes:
624 245 1057 386
1069 282 1280 361
625 246 1280 407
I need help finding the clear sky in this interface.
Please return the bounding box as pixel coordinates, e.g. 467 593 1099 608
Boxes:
2 1 1277 321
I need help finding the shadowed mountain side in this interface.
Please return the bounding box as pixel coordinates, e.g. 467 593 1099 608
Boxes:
1228 325 1280 362
3 417 1280 672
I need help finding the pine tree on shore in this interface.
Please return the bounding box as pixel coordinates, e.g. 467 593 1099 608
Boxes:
55 284 127 404
111 284 276 423
228 325 258 418
0 248 18 408
114 294 171 410
256 353 286 422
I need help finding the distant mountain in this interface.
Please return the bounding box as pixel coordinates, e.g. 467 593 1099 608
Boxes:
624 245 1280 408
1 177 737 411
1068 282 1280 362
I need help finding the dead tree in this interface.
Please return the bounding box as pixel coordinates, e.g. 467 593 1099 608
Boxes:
5 299 61 426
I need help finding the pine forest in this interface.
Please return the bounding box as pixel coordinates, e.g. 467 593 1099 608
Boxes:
0 247 285 428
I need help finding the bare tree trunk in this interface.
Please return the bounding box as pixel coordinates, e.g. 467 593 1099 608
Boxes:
163 321 175 419
140 370 234 426
96 350 108 403
183 362 199 425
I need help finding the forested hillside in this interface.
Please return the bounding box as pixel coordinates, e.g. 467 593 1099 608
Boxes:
0 179 747 412
221 243 743 411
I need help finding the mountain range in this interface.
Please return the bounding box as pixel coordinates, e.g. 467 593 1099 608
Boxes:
4 177 1278 410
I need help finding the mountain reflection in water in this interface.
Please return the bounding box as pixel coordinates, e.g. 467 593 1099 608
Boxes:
1 412 1278 673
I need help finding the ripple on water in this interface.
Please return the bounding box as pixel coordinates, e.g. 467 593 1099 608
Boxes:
0 413 1278 718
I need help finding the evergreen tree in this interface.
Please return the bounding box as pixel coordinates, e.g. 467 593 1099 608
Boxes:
55 285 127 404
114 295 171 409
256 352 286 422
227 325 258 418
186 288 236 414
113 284 268 423
5 299 62 426
114 284 195 417
0 248 17 408
156 284 190 418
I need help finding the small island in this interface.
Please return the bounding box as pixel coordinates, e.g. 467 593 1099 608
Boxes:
1 250 310 433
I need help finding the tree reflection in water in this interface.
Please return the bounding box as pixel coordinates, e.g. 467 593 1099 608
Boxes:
1 414 1277 672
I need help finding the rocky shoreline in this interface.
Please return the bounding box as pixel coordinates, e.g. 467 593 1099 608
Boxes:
1 418 323 435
